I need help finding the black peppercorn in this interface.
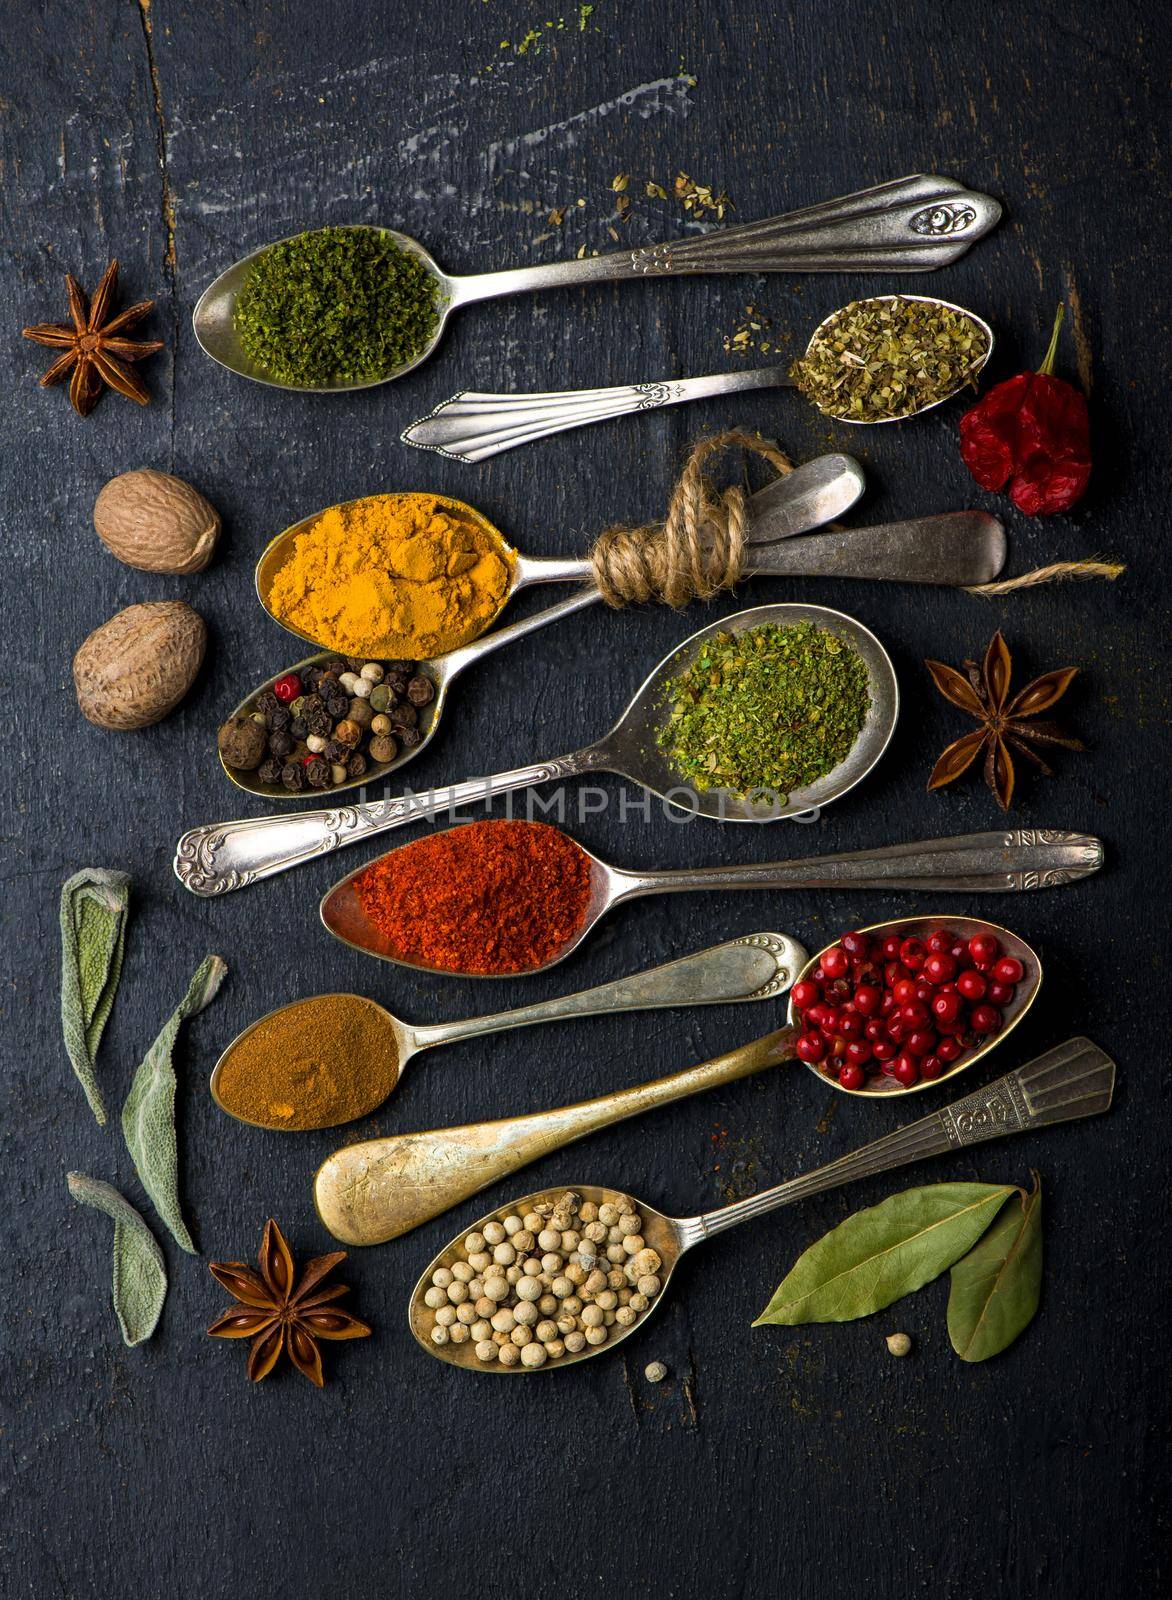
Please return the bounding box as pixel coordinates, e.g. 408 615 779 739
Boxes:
388 701 418 729
257 757 283 785
385 670 409 698
268 729 294 760
267 705 292 734
323 658 347 676
398 726 422 749
302 667 323 694
304 755 330 789
255 690 280 718
385 660 413 675
316 672 340 699
305 703 332 737
345 655 366 672
289 716 308 741
323 738 348 763
346 752 368 779
406 674 435 707
325 694 349 721
280 761 305 792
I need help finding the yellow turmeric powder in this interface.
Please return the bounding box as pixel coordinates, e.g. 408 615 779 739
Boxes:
264 492 513 658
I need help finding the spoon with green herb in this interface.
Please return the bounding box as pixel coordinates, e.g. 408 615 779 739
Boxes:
193 176 1000 391
403 294 993 460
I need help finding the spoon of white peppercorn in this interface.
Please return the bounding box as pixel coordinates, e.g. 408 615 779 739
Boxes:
407 1037 1115 1373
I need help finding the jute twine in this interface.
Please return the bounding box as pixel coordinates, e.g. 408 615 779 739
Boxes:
588 429 1124 606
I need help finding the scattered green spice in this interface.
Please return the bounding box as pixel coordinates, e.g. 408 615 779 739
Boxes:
234 226 440 387
656 621 871 800
790 295 990 421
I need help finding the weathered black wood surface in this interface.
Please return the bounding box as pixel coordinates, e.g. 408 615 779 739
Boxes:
2 3 1169 1595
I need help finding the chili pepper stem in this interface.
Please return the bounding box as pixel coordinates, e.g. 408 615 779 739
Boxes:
1037 303 1066 377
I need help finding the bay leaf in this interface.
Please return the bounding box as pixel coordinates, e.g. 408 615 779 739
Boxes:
67 1172 167 1346
753 1182 1018 1326
121 954 227 1255
948 1171 1042 1362
59 868 131 1125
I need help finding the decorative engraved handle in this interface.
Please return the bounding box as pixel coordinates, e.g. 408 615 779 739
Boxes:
450 176 1001 307
621 829 1105 901
411 933 806 1051
315 1026 799 1244
694 1037 1115 1241
402 369 786 462
174 752 596 897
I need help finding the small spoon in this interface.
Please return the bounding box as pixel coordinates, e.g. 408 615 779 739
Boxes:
209 932 806 1132
403 294 993 462
321 828 1102 981
181 600 899 894
192 175 1000 392
404 1036 1115 1370
311 915 1043 1243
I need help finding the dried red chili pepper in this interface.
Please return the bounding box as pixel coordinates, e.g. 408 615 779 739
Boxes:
351 819 593 975
959 304 1091 516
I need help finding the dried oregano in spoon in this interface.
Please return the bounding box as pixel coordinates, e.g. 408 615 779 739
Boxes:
791 296 990 421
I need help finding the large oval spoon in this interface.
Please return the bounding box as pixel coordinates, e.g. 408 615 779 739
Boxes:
403 294 993 461
251 453 866 660
312 915 1039 1244
193 176 1000 391
209 932 805 1132
322 828 1101 980
180 599 899 893
404 1037 1115 1370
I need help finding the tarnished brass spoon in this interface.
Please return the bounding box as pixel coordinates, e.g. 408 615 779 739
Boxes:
406 1037 1115 1372
209 932 806 1132
313 917 1043 1245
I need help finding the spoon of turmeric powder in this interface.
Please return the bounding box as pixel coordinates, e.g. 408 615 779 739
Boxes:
208 933 807 1132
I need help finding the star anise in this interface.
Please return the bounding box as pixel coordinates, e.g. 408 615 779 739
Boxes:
22 260 164 417
924 631 1084 811
207 1219 371 1386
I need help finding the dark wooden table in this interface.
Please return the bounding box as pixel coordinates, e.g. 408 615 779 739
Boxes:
3 3 1168 1594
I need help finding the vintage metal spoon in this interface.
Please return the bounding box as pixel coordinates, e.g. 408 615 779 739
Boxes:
314 914 1049 1243
209 932 806 1132
402 1036 1115 1370
178 600 899 895
193 175 1000 392
322 829 1101 980
252 453 866 659
403 294 993 462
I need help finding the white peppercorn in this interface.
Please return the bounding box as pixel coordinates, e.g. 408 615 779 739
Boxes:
430 1325 449 1346
490 1308 516 1333
619 1213 642 1236
431 1267 453 1288
435 1305 457 1327
562 1295 583 1315
498 1343 520 1367
451 1260 474 1282
622 1234 645 1256
583 1221 607 1244
520 1342 547 1368
492 1241 516 1266
564 1330 586 1353
516 1277 541 1302
615 1306 637 1327
464 1232 486 1255
585 1325 608 1346
538 1228 561 1252
541 1252 563 1273
606 1244 626 1264
505 1265 522 1285
561 1230 580 1251
475 1340 497 1362
598 1204 619 1226
484 1275 509 1301
456 1303 477 1325
637 1274 661 1297
471 1320 492 1341
449 1323 470 1345
886 1332 913 1357
483 1221 506 1245
551 1276 573 1299
538 1294 558 1315
596 1290 618 1311
545 1339 566 1360
503 1213 524 1236
607 1268 626 1289
578 1201 598 1223
556 1313 576 1335
510 1325 532 1348
467 1250 490 1273
629 1292 649 1312
360 662 384 684
423 1286 446 1310
535 1320 559 1342
581 1304 604 1328
446 1281 468 1304
475 1296 495 1318
514 1301 538 1327
644 1361 668 1383
522 1258 543 1277
523 1212 543 1232
511 1230 535 1253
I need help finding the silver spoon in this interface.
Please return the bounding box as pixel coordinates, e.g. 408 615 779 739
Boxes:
402 1037 1115 1370
208 932 805 1132
178 599 900 895
403 294 993 462
192 175 1000 392
313 914 1046 1243
321 830 1103 982
214 457 874 808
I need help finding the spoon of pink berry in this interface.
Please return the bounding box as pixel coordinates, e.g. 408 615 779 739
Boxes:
314 915 1040 1245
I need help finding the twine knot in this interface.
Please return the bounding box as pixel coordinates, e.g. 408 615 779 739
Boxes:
589 429 793 607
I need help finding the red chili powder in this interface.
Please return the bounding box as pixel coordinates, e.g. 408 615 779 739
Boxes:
351 819 594 974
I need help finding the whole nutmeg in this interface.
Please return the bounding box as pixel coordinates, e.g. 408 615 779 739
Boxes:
217 714 267 770
73 600 206 730
94 468 221 574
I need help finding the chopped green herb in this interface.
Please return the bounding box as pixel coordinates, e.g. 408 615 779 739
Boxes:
656 621 871 799
234 226 440 388
790 296 989 421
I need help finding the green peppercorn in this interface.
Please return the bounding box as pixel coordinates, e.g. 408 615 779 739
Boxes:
368 683 391 713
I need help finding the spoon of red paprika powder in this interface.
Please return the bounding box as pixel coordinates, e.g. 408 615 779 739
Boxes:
208 932 806 1132
319 818 1103 979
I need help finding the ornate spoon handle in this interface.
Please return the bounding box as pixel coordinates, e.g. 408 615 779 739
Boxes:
692 1037 1115 1241
449 175 1001 307
403 369 787 463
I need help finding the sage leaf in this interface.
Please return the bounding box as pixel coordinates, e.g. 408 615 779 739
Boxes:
753 1182 1018 1326
67 1173 167 1346
121 954 227 1255
59 868 131 1125
948 1172 1042 1362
